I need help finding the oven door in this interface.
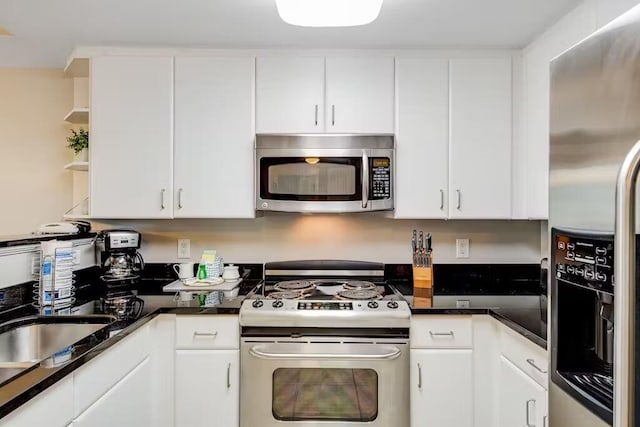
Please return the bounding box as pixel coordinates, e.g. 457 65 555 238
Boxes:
256 147 393 213
240 339 409 427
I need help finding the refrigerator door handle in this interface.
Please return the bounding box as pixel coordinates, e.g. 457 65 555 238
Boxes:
614 139 640 427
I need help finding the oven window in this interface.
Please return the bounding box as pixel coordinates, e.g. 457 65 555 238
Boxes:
260 158 362 201
272 368 378 422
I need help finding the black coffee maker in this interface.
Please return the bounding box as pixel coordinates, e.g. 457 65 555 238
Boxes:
98 229 145 320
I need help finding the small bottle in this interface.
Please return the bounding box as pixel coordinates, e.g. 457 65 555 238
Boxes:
198 263 207 280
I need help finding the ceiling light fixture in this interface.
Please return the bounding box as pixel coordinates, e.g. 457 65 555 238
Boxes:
276 0 383 28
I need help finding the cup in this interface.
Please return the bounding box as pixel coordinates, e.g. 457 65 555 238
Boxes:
173 262 195 279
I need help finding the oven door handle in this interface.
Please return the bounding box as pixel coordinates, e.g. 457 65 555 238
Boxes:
249 345 402 361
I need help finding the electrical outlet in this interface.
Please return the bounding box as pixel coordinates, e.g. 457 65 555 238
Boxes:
177 239 191 259
456 238 470 258
456 300 470 308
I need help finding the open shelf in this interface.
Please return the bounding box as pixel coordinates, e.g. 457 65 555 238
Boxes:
64 108 89 124
64 57 89 78
64 161 88 171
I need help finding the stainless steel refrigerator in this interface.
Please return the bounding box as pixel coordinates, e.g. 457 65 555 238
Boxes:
550 4 640 427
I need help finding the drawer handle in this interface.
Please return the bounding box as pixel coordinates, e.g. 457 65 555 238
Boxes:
417 363 422 389
193 331 218 339
429 331 454 337
526 358 547 374
526 399 536 427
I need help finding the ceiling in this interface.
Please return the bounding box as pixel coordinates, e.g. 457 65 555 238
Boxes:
0 0 583 68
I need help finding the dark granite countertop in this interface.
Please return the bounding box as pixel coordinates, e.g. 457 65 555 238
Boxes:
409 305 547 349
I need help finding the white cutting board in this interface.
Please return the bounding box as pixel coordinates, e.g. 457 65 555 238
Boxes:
162 278 242 292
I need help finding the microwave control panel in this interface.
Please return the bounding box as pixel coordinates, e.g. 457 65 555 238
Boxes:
554 232 614 294
371 158 391 200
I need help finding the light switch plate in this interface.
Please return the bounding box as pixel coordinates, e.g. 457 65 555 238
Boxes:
456 238 470 258
177 239 191 259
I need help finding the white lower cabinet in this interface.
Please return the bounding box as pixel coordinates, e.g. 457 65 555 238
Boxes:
411 349 473 427
175 350 239 427
0 376 74 427
499 356 548 427
74 357 152 427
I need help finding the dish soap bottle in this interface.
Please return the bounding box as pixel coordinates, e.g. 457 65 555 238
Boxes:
197 262 207 280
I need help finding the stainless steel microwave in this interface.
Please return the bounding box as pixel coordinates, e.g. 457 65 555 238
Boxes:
256 134 394 213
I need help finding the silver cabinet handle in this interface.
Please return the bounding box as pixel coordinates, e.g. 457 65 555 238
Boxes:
543 415 547 427
314 104 318 126
429 330 454 337
193 331 218 339
456 189 461 210
178 188 183 209
417 363 422 389
226 363 231 389
440 189 444 210
526 358 548 374
613 140 640 427
362 151 369 209
526 399 536 427
332 105 335 126
161 189 166 210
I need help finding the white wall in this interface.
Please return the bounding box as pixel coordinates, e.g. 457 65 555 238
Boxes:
0 69 74 235
93 215 543 264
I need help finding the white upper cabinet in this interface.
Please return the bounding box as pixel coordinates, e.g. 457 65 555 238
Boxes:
395 57 449 219
256 55 395 133
90 56 174 218
256 56 325 133
174 57 255 218
325 56 395 133
449 57 513 219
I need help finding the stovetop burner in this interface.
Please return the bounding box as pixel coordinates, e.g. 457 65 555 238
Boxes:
267 290 306 300
336 288 382 300
273 280 316 293
342 280 377 291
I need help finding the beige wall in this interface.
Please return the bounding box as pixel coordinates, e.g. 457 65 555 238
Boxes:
95 216 543 264
0 69 73 235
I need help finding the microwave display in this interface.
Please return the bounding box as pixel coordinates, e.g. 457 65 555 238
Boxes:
371 158 391 200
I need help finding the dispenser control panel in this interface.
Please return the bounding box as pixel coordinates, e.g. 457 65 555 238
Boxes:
554 231 613 293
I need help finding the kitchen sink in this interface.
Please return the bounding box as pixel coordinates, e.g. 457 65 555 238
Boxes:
0 315 115 369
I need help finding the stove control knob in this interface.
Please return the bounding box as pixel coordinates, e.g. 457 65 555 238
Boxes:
387 301 399 309
252 299 264 308
272 299 284 309
367 301 379 309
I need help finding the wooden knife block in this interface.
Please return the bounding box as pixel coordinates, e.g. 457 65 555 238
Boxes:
413 261 433 308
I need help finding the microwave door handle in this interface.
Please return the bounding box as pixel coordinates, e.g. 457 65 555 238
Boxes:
249 345 401 361
362 151 369 209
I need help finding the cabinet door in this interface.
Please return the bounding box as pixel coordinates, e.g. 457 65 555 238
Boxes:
499 356 547 427
411 349 473 427
256 56 325 133
395 57 449 219
174 57 255 218
449 58 512 219
0 377 73 427
90 56 174 218
175 350 239 427
326 57 395 133
74 357 152 427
